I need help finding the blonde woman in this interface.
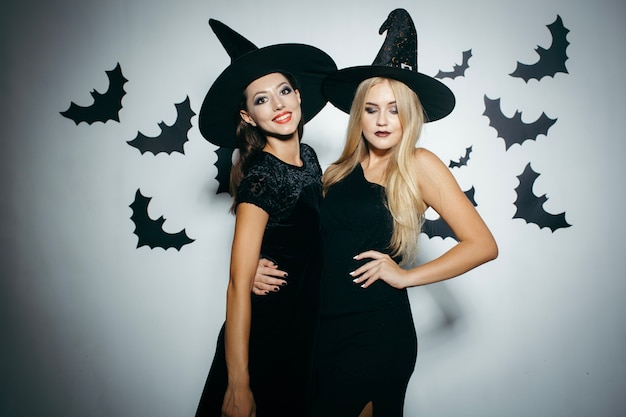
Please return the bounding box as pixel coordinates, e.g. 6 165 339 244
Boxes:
309 9 498 417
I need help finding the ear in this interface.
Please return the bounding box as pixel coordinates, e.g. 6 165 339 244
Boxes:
240 110 257 126
295 89 302 106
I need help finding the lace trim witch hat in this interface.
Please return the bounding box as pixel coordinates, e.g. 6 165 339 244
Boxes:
323 8 455 122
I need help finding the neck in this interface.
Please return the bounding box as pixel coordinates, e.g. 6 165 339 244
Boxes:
363 149 392 170
264 136 302 166
361 151 392 185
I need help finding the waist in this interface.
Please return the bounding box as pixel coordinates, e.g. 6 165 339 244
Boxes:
320 274 409 315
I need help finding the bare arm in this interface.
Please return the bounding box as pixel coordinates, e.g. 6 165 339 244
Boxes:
353 148 498 289
406 148 498 285
222 202 268 417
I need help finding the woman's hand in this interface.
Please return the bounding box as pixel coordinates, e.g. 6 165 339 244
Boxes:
252 258 288 295
221 384 256 417
350 250 408 289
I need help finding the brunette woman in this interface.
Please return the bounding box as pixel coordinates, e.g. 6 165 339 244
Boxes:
194 19 335 417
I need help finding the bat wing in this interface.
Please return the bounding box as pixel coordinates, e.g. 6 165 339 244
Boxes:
483 96 557 150
510 15 570 82
60 63 128 124
214 147 234 195
435 49 472 80
422 217 456 240
129 189 195 250
513 164 571 232
127 96 195 155
449 146 473 169
423 187 476 240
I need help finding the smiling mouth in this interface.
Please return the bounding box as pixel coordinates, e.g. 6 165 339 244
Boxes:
273 112 292 124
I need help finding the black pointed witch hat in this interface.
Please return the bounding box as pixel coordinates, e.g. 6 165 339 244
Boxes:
323 8 455 122
199 19 337 148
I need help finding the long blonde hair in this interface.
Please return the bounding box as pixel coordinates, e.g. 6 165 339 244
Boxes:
322 77 426 265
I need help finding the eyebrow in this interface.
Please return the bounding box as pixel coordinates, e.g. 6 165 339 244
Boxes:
365 101 397 106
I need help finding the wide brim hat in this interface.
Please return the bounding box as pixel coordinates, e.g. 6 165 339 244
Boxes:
323 9 455 122
199 19 337 148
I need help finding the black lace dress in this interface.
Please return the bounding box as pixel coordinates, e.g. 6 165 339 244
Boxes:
311 164 418 417
195 143 323 417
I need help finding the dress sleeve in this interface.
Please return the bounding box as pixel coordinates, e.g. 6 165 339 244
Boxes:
236 164 280 216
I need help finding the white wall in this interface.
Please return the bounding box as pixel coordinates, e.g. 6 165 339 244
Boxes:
1 0 625 416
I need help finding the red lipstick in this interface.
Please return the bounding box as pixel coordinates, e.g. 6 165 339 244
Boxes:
273 111 292 124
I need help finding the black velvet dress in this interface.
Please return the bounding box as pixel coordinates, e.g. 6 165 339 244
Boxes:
311 164 418 417
195 144 322 417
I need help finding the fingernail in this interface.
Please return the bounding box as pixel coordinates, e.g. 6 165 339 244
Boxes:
349 271 355 276
283 273 289 278
264 291 270 295
273 287 280 292
352 278 358 283
280 281 287 286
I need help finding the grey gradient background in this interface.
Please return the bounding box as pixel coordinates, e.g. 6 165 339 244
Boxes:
1 0 625 416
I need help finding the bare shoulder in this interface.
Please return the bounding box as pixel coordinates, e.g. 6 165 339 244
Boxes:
412 147 463 208
412 147 450 178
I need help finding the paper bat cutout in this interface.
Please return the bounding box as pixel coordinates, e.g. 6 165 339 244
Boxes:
449 146 473 169
483 96 556 150
214 147 234 195
423 187 477 241
127 96 195 155
435 49 472 80
60 63 127 124
510 15 570 82
513 164 570 232
129 189 194 250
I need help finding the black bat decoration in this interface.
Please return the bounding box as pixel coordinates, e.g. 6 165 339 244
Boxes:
423 187 477 241
127 96 195 155
483 96 557 150
435 49 472 80
449 146 473 169
60 63 127 124
214 147 234 195
129 189 194 250
513 164 571 232
510 15 570 82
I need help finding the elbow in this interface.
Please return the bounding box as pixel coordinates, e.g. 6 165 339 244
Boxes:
489 243 499 262
228 276 252 294
462 233 498 265
228 269 256 295
468 234 498 266
484 237 499 262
